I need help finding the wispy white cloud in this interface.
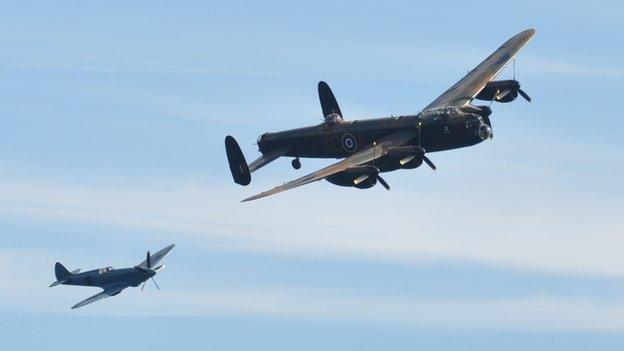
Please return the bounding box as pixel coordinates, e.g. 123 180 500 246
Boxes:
3 249 624 331
525 57 624 77
0 176 622 276
123 292 624 332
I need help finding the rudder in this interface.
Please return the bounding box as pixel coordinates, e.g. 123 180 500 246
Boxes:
318 81 342 117
55 262 71 281
225 135 251 186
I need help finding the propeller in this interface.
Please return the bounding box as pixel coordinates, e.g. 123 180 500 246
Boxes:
150 277 160 290
518 88 531 102
141 278 159 291
417 125 437 171
139 250 161 291
140 273 161 291
512 58 531 102
371 142 390 191
422 155 437 170
376 176 390 190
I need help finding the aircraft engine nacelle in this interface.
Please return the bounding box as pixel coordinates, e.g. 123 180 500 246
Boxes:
475 80 519 103
353 175 377 189
326 165 380 189
475 79 531 103
493 88 518 103
398 154 423 169
326 172 378 189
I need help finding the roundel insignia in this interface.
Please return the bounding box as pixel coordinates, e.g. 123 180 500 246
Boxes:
341 133 358 153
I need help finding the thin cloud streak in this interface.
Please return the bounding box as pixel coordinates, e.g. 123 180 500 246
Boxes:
2 250 624 332
525 57 624 77
0 178 622 275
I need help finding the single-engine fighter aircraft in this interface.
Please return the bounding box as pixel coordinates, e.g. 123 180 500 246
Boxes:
226 29 536 202
49 244 175 309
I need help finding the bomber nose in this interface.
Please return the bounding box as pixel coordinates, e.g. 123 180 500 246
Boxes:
478 124 493 140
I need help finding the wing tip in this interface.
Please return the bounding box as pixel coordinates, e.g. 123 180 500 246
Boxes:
71 301 86 309
241 187 284 202
241 195 259 202
519 28 536 39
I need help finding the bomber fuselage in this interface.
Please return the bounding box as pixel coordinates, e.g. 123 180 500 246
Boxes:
257 107 493 173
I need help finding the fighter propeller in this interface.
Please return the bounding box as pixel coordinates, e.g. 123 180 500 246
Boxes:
137 251 162 291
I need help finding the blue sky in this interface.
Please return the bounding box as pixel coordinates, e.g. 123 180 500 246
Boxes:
1 1 624 350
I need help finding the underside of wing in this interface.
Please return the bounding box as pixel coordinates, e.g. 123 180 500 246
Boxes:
242 130 415 202
423 28 535 111
71 283 129 309
137 244 175 269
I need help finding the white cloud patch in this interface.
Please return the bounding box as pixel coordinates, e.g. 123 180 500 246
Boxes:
3 249 624 331
0 175 622 275
525 57 624 77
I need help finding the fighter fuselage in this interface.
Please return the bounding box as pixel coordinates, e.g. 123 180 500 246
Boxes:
61 267 154 289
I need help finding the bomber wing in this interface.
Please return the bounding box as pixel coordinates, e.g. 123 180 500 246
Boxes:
422 28 535 111
242 130 415 202
71 283 130 309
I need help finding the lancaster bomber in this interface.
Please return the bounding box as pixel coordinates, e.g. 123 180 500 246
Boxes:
50 244 175 309
226 29 536 201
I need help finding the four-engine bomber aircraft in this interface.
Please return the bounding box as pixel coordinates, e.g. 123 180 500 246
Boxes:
49 244 175 309
226 29 536 201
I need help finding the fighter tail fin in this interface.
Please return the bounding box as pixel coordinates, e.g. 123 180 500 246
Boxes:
54 262 71 281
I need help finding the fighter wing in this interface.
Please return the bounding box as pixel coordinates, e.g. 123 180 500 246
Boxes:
71 283 130 309
422 28 535 111
242 130 415 202
137 244 175 269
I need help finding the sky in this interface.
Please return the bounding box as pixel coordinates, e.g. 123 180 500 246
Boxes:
1 1 624 350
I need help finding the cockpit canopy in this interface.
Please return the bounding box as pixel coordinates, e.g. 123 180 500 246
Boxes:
98 266 113 275
420 106 463 119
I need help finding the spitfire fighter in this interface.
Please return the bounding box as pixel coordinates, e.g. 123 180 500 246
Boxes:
226 29 536 201
50 244 175 309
